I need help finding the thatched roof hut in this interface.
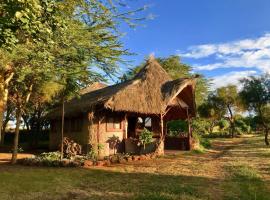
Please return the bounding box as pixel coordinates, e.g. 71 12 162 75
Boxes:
49 56 198 155
50 56 197 118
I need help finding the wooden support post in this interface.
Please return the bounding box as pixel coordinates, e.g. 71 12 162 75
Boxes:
60 100 65 160
97 117 100 145
160 114 164 140
123 114 127 139
186 107 192 150
155 113 165 156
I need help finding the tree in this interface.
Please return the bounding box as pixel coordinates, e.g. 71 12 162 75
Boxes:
0 0 67 145
121 55 209 106
213 85 243 138
240 74 270 145
198 100 222 134
1 99 14 145
1 0 148 163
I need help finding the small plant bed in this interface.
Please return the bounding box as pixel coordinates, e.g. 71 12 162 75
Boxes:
18 151 159 168
84 152 158 167
17 152 84 167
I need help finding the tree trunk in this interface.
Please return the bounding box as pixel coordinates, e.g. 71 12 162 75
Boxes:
230 121 235 138
11 106 22 164
1 115 8 146
1 105 12 145
0 87 9 144
264 128 269 146
209 121 215 134
155 114 164 156
226 105 235 138
0 72 14 144
60 100 65 160
155 140 164 156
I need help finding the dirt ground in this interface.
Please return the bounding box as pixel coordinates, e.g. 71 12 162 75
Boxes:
0 153 33 164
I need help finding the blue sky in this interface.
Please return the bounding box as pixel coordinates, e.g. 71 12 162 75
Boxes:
119 0 270 88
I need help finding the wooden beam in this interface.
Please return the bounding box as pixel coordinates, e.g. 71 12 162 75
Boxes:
186 107 192 150
123 113 127 139
160 113 164 140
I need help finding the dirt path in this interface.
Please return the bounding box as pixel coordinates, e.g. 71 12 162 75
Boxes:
0 153 33 164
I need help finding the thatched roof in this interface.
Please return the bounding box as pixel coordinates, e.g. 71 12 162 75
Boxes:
50 56 197 118
80 82 107 95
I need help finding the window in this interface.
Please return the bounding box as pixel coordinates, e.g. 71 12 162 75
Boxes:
106 117 122 132
145 117 152 128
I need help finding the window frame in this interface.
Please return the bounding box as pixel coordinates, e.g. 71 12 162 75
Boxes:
106 117 122 132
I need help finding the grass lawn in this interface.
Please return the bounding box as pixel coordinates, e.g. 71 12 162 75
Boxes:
0 135 269 200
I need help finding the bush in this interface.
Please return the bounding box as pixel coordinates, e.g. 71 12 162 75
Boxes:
218 119 230 130
205 132 231 138
200 137 211 149
167 120 188 136
193 133 211 149
19 152 82 167
138 128 153 150
37 151 61 161
192 118 210 135
235 119 251 134
86 148 97 161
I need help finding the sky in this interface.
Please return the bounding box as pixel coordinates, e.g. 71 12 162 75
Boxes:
119 0 270 89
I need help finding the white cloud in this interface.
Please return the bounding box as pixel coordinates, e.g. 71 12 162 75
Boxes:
211 70 257 89
179 33 270 73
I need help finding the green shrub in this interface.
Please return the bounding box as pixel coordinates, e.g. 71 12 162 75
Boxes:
218 119 230 130
167 120 188 136
37 151 61 161
206 131 230 138
138 128 153 149
192 118 210 135
86 148 97 160
200 137 211 149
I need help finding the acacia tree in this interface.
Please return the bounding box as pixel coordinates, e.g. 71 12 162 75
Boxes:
0 0 66 145
240 74 270 145
214 85 243 138
198 93 226 134
1 0 148 163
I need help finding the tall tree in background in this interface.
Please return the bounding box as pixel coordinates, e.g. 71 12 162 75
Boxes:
240 74 270 145
214 85 243 138
198 93 226 134
121 55 209 106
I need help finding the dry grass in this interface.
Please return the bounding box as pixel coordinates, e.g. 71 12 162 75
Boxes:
0 135 269 200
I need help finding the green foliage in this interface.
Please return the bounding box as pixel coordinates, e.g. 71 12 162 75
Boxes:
86 148 98 161
235 119 251 134
1 0 149 161
206 85 244 137
191 118 211 135
37 152 61 161
167 120 188 136
199 137 211 149
240 74 270 129
139 128 153 149
218 119 230 130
